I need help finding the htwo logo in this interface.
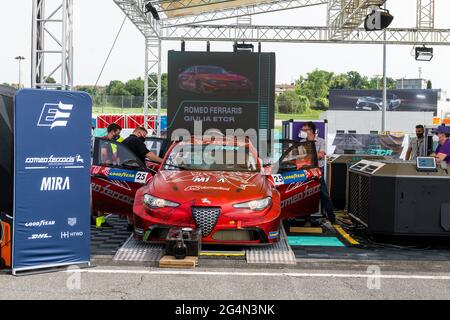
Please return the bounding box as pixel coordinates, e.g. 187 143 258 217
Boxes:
61 231 84 239
37 102 73 129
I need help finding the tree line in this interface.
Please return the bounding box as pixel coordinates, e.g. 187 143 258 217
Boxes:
76 73 168 97
276 70 399 114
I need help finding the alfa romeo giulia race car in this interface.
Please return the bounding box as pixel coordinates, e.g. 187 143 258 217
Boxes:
132 137 322 245
91 135 321 245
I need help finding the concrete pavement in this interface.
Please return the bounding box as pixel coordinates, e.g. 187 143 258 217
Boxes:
1 261 449 300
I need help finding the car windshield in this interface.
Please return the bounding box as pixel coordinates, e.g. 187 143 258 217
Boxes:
197 66 227 74
163 143 259 172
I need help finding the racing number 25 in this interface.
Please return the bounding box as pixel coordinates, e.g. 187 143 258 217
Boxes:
134 172 148 184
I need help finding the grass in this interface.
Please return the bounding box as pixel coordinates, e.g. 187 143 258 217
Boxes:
93 105 323 121
275 109 323 121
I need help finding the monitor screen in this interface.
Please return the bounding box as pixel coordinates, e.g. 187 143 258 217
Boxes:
416 157 437 171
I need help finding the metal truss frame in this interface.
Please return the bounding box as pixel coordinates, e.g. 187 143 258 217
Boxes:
417 0 435 29
327 0 386 40
114 0 160 37
160 24 450 45
31 0 74 89
144 38 162 134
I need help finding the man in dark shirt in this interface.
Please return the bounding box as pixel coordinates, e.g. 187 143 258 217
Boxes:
122 127 163 164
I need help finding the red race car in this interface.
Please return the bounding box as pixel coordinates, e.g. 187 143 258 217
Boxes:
177 65 253 95
91 137 168 218
132 137 322 245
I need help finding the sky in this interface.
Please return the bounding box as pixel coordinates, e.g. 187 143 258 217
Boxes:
1 0 450 93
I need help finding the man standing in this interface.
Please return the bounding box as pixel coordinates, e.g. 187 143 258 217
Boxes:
299 122 336 224
405 125 426 160
93 123 122 229
122 127 163 232
122 127 163 164
431 125 450 164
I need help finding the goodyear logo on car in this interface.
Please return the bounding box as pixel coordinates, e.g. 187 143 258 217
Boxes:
271 170 308 186
268 231 279 239
108 169 149 184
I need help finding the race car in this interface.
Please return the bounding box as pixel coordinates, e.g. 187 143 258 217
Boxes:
91 136 168 217
132 137 322 245
176 65 253 95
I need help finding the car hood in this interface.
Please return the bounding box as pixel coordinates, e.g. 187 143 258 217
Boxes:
146 170 268 205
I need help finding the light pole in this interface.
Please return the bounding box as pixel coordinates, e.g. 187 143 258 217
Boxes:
381 3 388 133
382 30 387 133
15 56 25 89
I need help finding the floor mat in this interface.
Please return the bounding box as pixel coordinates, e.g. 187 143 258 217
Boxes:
245 224 296 265
91 216 131 256
113 236 165 262
288 236 345 247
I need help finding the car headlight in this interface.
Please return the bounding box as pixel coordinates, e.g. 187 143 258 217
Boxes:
144 194 179 209
233 197 272 211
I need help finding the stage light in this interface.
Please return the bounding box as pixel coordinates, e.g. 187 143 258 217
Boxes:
233 42 254 52
145 1 160 20
181 40 185 52
364 7 394 31
415 46 433 61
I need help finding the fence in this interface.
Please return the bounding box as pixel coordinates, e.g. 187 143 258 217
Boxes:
92 95 168 114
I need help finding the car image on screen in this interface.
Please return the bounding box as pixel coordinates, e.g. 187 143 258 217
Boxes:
356 93 401 111
176 65 253 95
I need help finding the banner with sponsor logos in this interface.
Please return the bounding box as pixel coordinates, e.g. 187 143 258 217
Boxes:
13 89 92 273
328 133 406 158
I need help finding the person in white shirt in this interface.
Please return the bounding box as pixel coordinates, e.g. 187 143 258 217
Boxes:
299 121 336 224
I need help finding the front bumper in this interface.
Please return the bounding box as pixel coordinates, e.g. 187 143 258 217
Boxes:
133 190 281 245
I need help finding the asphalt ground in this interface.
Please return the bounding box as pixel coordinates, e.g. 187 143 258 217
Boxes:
1 262 450 300
1 216 449 300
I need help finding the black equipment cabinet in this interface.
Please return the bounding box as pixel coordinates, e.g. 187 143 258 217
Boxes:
327 155 385 210
0 85 15 269
348 160 450 236
0 85 15 216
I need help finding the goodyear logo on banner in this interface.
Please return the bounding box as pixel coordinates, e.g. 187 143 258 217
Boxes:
271 170 308 186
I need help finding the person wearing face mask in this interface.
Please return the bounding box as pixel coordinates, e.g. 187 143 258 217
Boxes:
100 123 122 165
299 122 336 224
405 125 426 160
122 127 163 165
93 123 123 228
431 125 450 164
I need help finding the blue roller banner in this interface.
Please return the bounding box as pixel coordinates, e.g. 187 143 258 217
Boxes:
13 89 92 273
